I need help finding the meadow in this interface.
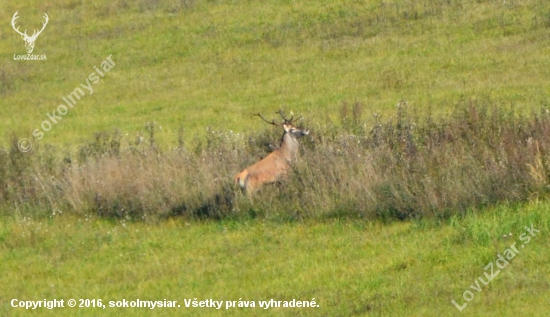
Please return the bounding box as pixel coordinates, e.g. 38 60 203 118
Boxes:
2 0 550 316
1 203 549 316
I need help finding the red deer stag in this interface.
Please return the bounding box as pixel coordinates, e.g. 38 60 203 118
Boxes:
234 110 309 194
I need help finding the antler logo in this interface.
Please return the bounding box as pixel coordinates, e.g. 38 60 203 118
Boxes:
11 11 49 54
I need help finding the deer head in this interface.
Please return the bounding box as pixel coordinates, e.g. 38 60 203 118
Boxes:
257 110 309 157
11 11 49 54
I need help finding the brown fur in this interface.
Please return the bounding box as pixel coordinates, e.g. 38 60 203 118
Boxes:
235 121 308 194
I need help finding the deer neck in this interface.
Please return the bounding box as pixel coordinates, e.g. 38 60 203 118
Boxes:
279 132 299 163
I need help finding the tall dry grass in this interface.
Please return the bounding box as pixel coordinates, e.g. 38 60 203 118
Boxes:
3 101 550 221
293 102 550 220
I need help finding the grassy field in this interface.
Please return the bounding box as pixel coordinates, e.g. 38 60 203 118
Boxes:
3 0 550 316
2 0 550 148
1 202 549 316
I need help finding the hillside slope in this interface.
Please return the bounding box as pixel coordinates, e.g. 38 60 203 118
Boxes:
1 0 550 147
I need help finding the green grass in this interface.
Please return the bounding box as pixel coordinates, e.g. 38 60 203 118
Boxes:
1 201 549 316
2 0 550 148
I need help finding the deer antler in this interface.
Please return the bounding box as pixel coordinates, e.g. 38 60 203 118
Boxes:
254 113 283 126
11 12 48 39
277 110 303 124
11 11 27 37
277 110 292 123
292 114 303 122
255 110 304 125
31 13 49 38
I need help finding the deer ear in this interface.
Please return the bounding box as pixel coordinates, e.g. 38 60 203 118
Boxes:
283 123 291 132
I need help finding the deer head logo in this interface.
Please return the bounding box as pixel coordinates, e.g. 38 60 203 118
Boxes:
11 11 49 54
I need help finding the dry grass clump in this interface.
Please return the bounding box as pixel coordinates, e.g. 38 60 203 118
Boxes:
289 102 550 220
3 101 550 221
